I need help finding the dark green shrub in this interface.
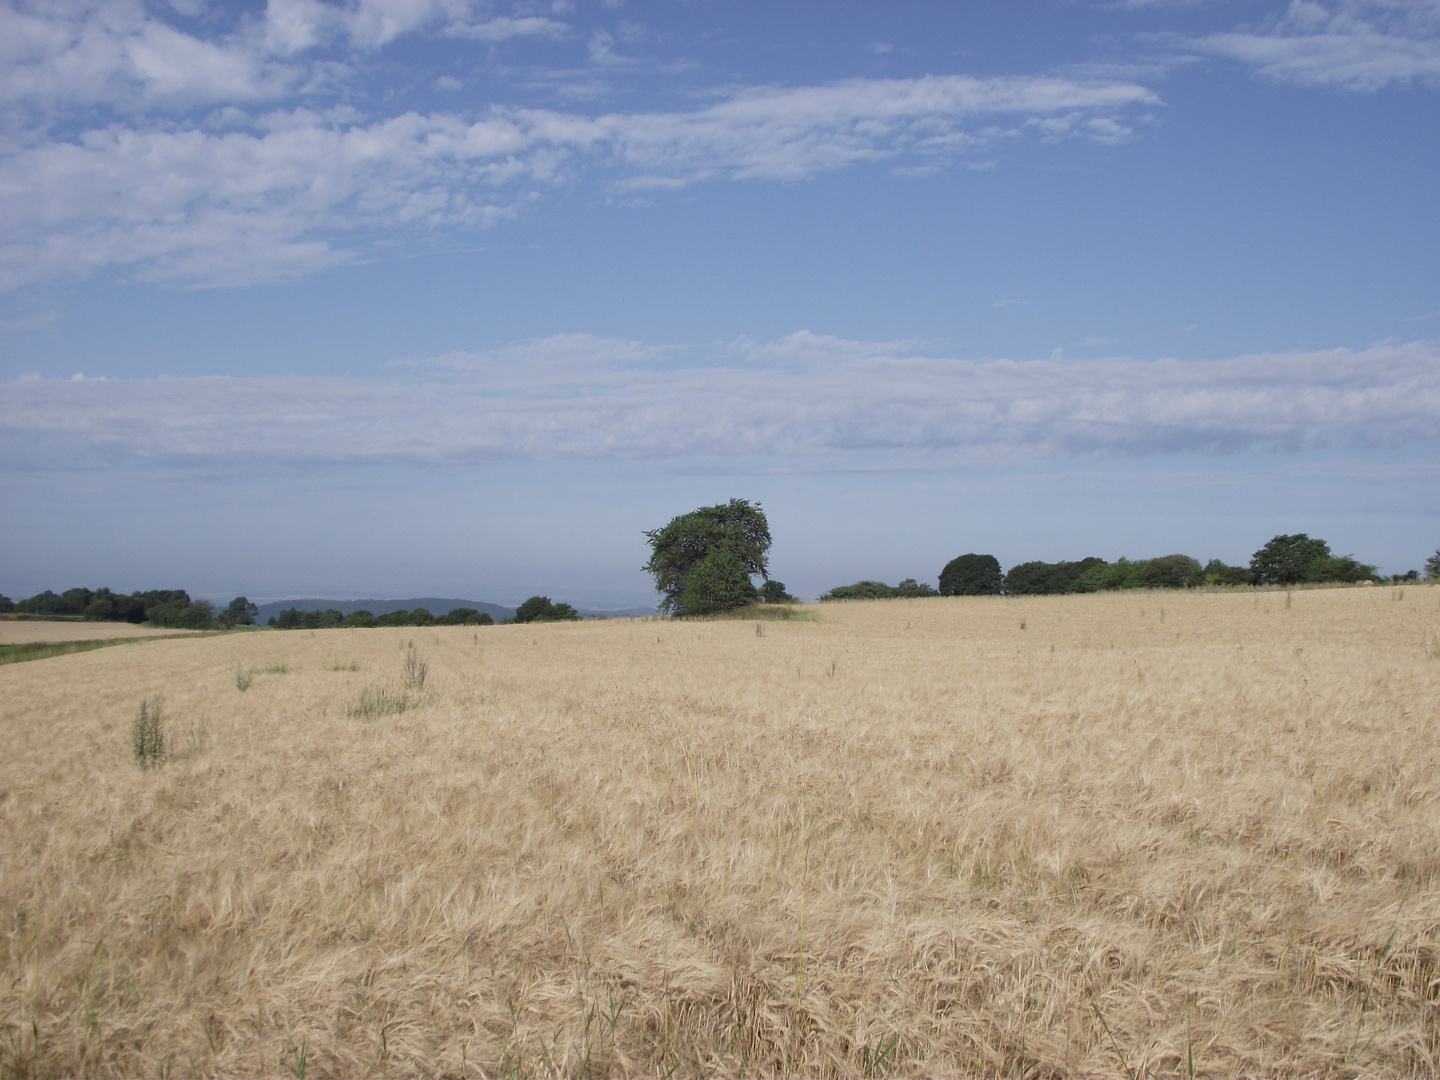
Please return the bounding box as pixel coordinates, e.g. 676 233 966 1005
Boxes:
1321 554 1378 583
1250 534 1330 585
218 597 258 627
759 581 798 604
513 596 581 623
1250 534 1376 586
939 554 1002 596
439 607 493 625
819 581 898 601
1203 559 1251 586
677 550 758 616
1071 559 1133 592
1003 558 1105 595
1135 554 1204 589
894 578 939 597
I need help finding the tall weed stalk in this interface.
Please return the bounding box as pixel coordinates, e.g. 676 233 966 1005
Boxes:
131 696 166 768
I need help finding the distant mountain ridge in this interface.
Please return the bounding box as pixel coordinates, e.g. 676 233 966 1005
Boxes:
254 597 514 623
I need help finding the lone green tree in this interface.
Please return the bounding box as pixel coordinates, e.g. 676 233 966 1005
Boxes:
759 580 798 604
938 553 1003 596
1250 534 1331 585
1426 549 1440 581
1250 533 1375 586
643 498 771 616
513 596 580 623
219 596 258 627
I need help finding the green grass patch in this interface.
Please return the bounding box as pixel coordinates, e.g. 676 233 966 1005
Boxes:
348 684 414 718
708 603 817 623
0 639 131 665
0 632 220 666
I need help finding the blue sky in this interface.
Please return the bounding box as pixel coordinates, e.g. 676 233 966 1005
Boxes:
1 0 1437 608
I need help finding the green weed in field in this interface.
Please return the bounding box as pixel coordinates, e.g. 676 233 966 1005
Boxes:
348 684 413 719
132 696 166 768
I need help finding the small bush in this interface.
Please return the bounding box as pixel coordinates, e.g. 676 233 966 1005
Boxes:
759 580 798 604
234 664 252 691
1203 558 1252 586
132 696 166 768
348 685 413 718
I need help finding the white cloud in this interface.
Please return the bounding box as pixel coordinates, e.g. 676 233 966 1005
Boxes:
443 15 567 42
0 110 548 288
0 74 1157 289
1188 0 1440 90
3 333 1435 467
0 0 568 116
0 0 298 111
262 0 566 52
590 75 1158 185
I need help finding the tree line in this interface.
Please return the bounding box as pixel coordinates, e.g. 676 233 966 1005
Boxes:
0 587 257 628
267 606 496 629
641 501 1436 616
265 596 579 629
822 534 1397 601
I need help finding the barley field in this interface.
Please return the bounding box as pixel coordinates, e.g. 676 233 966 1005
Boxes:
3 586 1439 1078
0 620 203 645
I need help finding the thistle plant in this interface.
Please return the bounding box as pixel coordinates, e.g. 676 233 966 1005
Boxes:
132 696 166 768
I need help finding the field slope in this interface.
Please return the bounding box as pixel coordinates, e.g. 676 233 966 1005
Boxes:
2 586 1439 1077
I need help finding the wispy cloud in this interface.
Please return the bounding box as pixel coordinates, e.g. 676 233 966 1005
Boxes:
0 0 568 116
4 333 1435 467
0 0 300 112
1183 0 1440 90
0 74 1158 289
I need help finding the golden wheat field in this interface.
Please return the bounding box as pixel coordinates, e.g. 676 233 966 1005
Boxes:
0 620 203 645
3 586 1440 1078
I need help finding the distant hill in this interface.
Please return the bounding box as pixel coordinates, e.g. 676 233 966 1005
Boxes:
254 597 514 624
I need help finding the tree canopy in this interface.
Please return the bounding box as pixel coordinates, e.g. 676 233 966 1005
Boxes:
219 596 258 627
268 605 494 629
512 596 580 623
759 580 798 604
938 554 1002 596
643 498 771 616
1249 534 1375 586
818 579 938 602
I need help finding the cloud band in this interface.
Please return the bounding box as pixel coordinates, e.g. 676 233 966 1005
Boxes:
5 334 1436 468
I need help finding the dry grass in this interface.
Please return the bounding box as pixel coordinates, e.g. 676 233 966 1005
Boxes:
2 586 1439 1078
0 620 208 646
